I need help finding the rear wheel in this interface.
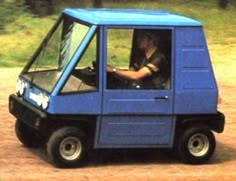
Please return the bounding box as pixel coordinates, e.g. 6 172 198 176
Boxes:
47 127 87 168
15 119 44 148
177 125 216 164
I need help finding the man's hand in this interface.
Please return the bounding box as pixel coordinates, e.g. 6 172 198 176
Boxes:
106 64 113 72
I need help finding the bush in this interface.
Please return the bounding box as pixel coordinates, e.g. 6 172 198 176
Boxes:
0 0 26 34
25 0 55 16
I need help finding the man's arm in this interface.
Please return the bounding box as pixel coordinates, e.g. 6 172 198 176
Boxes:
107 63 158 80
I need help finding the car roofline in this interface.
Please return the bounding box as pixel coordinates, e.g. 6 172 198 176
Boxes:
63 8 202 27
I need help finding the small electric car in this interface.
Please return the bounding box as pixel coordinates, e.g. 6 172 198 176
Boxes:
9 8 225 168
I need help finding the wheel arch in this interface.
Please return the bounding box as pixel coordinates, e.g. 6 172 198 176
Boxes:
176 112 225 134
41 115 98 146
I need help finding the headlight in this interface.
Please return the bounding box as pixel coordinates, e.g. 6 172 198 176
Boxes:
29 92 50 110
39 93 49 110
16 79 26 96
34 93 49 110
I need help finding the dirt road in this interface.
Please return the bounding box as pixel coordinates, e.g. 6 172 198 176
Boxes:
0 43 236 180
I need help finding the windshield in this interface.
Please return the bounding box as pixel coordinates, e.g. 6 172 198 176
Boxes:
21 15 90 92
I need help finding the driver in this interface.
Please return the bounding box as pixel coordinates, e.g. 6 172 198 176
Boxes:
106 30 169 89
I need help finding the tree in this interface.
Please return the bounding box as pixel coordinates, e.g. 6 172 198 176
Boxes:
218 0 229 9
93 0 103 7
25 0 55 16
24 0 103 15
0 0 25 33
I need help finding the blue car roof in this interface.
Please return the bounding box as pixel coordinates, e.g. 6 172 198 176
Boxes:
63 8 202 26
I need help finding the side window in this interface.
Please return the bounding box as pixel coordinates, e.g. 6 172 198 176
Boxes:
106 29 133 89
106 28 172 90
107 29 133 69
61 33 97 93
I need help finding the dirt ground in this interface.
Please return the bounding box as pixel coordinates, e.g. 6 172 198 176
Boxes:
0 43 236 180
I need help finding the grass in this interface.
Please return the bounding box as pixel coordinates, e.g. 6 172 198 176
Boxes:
0 0 235 67
0 13 57 67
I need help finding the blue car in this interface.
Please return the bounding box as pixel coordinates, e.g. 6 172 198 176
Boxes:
9 8 225 168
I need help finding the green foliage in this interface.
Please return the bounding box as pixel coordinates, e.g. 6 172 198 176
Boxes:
107 29 133 67
0 0 25 34
0 0 235 67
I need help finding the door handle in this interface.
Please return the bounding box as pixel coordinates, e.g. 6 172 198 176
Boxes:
154 96 169 100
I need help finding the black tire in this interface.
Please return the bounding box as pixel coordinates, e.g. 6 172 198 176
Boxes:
177 125 216 164
47 127 87 168
15 119 44 148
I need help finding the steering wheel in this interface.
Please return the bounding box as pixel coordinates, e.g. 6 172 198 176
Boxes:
91 60 97 71
107 71 128 89
91 61 128 89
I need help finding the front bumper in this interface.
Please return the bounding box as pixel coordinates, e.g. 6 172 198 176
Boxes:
9 94 47 130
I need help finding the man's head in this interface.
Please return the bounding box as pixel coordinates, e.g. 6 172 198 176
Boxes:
136 30 160 50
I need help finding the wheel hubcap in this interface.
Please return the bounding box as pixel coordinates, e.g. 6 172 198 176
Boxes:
59 137 82 161
188 133 209 157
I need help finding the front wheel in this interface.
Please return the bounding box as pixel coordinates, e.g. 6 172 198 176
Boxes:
177 125 216 164
47 127 87 168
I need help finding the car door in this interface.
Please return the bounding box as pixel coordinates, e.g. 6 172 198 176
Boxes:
96 27 175 148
